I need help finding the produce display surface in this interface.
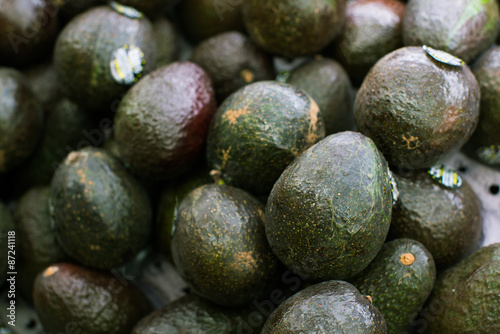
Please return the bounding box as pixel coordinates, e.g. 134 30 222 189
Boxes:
1 0 500 333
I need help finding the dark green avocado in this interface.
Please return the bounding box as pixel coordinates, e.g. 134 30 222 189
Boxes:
22 61 62 108
0 67 44 174
463 45 500 169
132 294 266 334
50 147 152 269
171 184 279 307
287 57 354 135
350 238 436 334
420 243 500 334
54 5 156 111
0 201 15 283
261 280 387 333
243 0 347 58
153 16 179 67
33 262 152 334
354 46 480 170
14 187 68 303
332 0 406 86
265 131 393 281
403 0 499 63
190 31 275 103
206 81 325 196
114 61 217 180
388 168 482 270
58 0 105 23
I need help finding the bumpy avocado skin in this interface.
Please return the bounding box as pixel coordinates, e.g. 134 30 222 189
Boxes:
0 68 43 174
421 244 500 334
54 6 156 111
33 262 152 334
243 0 347 58
114 61 216 181
172 184 278 307
266 131 393 281
262 280 387 333
14 187 68 303
132 294 266 334
463 46 500 169
403 0 499 63
388 170 482 270
191 31 275 102
354 46 480 170
50 147 152 269
288 58 354 135
351 238 436 334
207 81 325 196
0 201 15 283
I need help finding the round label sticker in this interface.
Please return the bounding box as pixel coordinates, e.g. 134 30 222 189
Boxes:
109 1 144 19
427 164 463 189
423 45 465 67
110 45 146 85
387 168 399 205
477 145 500 165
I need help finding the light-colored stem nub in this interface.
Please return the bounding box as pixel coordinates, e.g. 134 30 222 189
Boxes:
400 253 416 266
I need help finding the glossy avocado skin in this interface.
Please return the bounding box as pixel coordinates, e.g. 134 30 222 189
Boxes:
403 0 499 63
421 243 500 334
207 81 325 196
288 58 354 135
172 184 278 307
464 46 500 169
388 170 482 270
50 147 152 269
191 31 275 103
114 61 216 181
265 131 393 281
0 68 43 174
0 201 15 283
243 0 347 58
54 6 156 111
132 294 265 334
33 262 152 334
350 238 436 334
262 280 387 333
354 46 480 170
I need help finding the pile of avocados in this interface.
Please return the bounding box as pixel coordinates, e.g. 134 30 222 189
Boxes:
1 0 499 333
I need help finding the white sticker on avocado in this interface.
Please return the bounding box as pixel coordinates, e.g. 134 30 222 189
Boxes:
423 45 465 67
477 145 500 165
427 164 463 189
110 45 145 85
109 1 144 19
387 168 399 205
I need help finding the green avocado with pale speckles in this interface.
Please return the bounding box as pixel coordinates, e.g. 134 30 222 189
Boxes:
206 81 325 196
350 238 436 334
265 131 393 282
50 147 152 270
171 184 279 307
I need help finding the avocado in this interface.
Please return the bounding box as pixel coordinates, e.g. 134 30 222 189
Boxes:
190 31 275 103
388 168 483 270
172 184 279 307
418 243 500 334
262 280 387 333
33 262 152 334
14 187 68 303
0 201 15 283
116 0 176 19
132 294 266 334
0 68 44 174
354 46 480 170
153 16 179 67
114 61 216 180
207 81 325 196
243 0 347 58
331 0 406 86
287 58 354 135
463 45 500 169
177 0 244 43
266 131 393 281
350 238 436 334
54 5 156 111
403 0 499 63
50 147 152 269
22 61 62 108
0 0 59 68
58 0 105 23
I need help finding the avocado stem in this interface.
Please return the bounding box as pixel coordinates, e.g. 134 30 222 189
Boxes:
400 253 416 266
